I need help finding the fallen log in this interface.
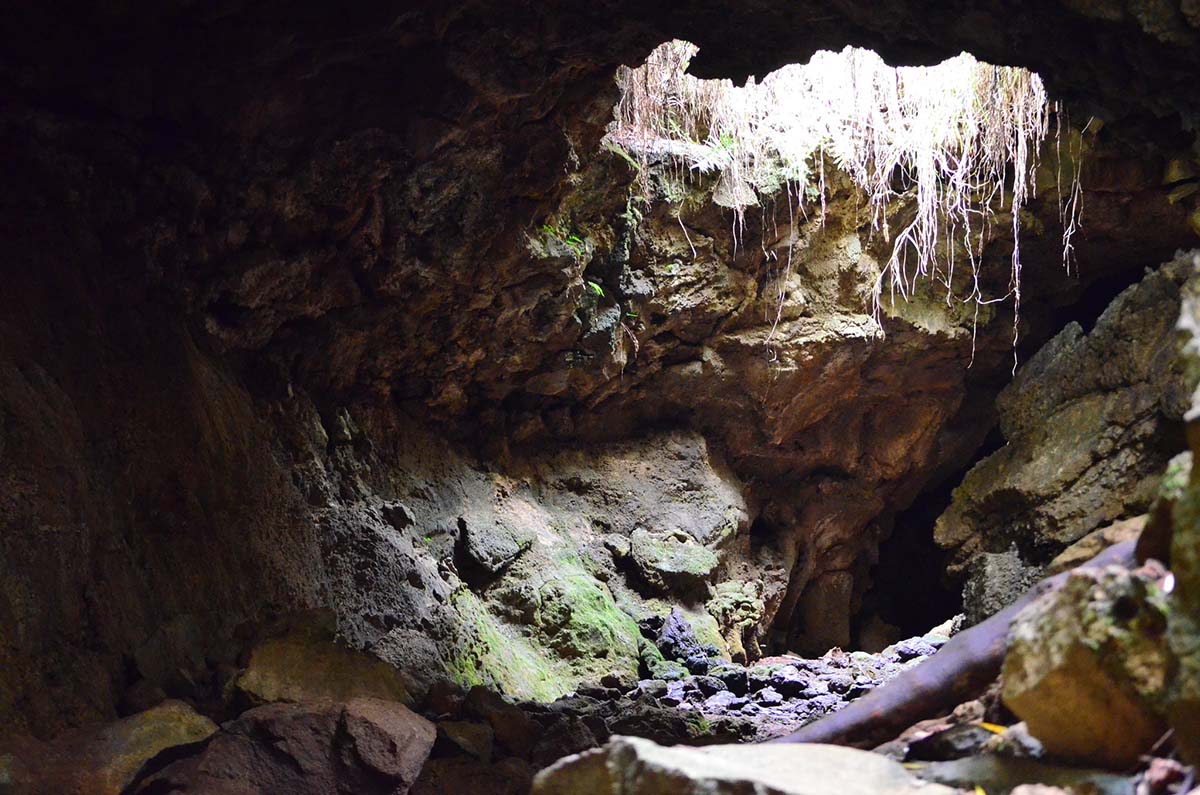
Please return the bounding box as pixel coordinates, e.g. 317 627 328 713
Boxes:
772 539 1139 748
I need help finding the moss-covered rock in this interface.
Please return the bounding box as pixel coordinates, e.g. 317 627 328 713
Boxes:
535 574 641 665
1002 566 1171 767
707 581 765 663
629 528 719 594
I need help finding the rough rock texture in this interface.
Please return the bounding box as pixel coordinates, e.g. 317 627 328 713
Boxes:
1002 564 1171 767
0 700 217 795
936 258 1197 618
2 0 1200 742
1166 254 1200 763
234 621 413 707
531 735 958 795
132 698 435 794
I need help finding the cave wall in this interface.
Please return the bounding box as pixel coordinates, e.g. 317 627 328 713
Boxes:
2 0 1200 737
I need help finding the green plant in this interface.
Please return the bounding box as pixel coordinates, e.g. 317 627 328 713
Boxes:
585 280 605 298
541 223 588 260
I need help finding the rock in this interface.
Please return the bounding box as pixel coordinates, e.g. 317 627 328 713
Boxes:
235 625 412 707
437 720 494 761
1140 452 1190 564
532 715 599 766
605 704 715 745
961 546 1043 625
135 698 435 794
629 529 719 594
936 258 1195 590
693 675 726 696
459 509 535 576
532 735 959 794
979 722 1045 759
1167 261 1200 764
706 581 765 663
654 609 708 664
755 686 784 706
465 686 540 758
702 691 748 711
1002 564 1171 767
906 723 1003 761
708 664 749 695
413 757 534 795
0 700 216 795
649 660 689 682
1048 515 1147 574
910 756 1134 795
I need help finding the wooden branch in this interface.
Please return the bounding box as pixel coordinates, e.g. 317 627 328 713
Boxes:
771 539 1139 748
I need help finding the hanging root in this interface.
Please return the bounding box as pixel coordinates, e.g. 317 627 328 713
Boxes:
606 42 1082 340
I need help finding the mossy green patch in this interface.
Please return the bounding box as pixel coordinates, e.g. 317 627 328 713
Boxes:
449 589 563 702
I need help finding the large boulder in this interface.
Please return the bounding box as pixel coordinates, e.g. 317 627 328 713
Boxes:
234 624 412 707
134 698 435 794
0 700 217 795
936 257 1196 618
1002 564 1171 767
629 529 719 595
531 735 958 795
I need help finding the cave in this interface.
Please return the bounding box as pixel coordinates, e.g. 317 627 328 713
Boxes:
3 3 1200 793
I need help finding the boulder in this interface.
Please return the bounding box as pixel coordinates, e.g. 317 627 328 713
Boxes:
935 258 1195 601
235 626 412 707
412 757 533 795
629 529 718 594
459 508 536 577
134 698 435 794
962 547 1043 626
436 719 494 761
0 700 217 795
1047 515 1147 574
1002 565 1171 767
532 735 959 795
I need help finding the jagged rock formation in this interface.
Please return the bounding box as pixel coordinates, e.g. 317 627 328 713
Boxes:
936 258 1196 621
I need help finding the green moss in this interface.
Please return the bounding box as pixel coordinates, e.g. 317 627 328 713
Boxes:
536 574 641 664
449 589 563 702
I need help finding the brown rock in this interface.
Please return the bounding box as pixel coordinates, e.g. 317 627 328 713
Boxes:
234 626 412 707
1 700 216 795
1002 565 1171 767
135 699 435 794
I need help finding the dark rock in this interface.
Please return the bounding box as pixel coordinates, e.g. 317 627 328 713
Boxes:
465 687 539 758
436 720 494 762
826 674 854 694
531 715 599 766
755 686 784 706
655 608 707 663
412 757 533 795
703 691 748 712
769 666 809 697
708 664 749 695
636 679 669 699
907 724 1002 761
694 676 727 696
136 698 435 794
892 639 938 662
